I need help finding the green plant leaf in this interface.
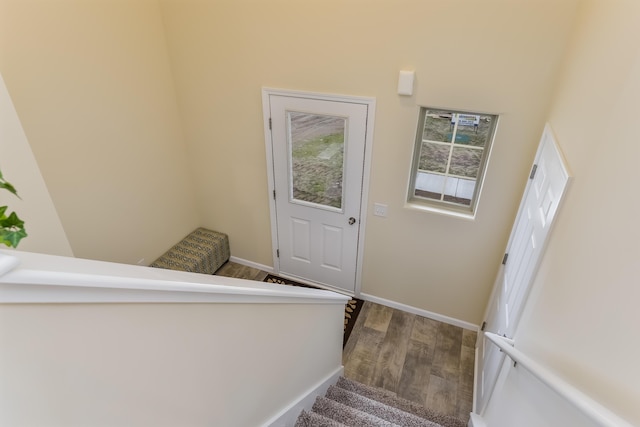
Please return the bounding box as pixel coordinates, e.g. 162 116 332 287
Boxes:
0 210 25 228
0 209 27 247
0 168 27 247
0 228 28 247
0 177 19 198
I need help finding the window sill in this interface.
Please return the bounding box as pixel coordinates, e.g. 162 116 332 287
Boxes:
404 201 477 221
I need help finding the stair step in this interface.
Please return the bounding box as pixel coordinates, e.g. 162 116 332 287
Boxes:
325 385 441 427
295 376 466 427
335 377 467 427
294 410 349 427
312 396 399 426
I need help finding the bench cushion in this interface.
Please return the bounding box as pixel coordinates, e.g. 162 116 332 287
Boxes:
149 227 230 274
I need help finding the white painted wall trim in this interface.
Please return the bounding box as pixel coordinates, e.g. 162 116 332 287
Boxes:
0 253 19 277
468 413 487 427
0 251 349 305
264 366 343 427
229 255 275 274
472 346 480 413
360 292 478 331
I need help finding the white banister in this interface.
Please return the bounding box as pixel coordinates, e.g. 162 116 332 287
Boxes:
0 253 19 277
485 332 634 427
0 250 349 305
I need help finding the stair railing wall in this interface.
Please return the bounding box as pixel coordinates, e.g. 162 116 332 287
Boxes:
482 332 634 427
0 250 349 426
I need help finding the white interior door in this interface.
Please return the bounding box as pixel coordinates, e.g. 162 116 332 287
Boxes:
475 124 571 414
264 90 374 294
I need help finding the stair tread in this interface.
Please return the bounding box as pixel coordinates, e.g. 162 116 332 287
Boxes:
335 377 467 427
294 410 349 427
313 395 400 427
325 385 442 427
295 376 467 427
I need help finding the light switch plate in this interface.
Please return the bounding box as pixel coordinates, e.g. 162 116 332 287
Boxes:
373 203 388 217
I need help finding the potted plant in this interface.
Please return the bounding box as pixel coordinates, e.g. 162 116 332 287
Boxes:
0 168 27 247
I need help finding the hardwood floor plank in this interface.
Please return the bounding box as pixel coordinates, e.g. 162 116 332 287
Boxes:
397 338 434 404
456 345 475 420
410 315 439 344
363 302 394 333
215 262 267 281
371 310 415 393
425 374 458 417
459 341 476 378
462 328 477 348
343 326 386 385
430 322 463 381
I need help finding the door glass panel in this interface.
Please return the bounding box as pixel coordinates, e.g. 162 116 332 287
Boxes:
288 111 346 210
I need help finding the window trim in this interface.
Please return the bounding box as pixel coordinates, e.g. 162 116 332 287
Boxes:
407 106 498 218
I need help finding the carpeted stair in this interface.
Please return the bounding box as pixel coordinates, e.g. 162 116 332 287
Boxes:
295 377 467 427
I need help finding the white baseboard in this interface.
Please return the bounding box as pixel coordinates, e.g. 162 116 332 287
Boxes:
359 293 479 331
227 257 477 331
468 413 487 427
229 256 275 274
472 346 479 413
263 366 343 427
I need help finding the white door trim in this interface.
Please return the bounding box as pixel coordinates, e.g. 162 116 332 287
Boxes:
474 123 572 414
494 123 572 335
262 88 376 297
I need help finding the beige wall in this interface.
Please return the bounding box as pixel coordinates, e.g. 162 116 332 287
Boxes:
0 0 587 324
510 0 640 423
0 74 73 256
1 302 344 426
0 0 200 264
160 0 579 323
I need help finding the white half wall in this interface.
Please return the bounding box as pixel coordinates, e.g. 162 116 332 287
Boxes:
0 302 345 426
0 251 347 426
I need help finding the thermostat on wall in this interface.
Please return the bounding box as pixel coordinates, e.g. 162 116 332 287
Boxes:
397 70 415 96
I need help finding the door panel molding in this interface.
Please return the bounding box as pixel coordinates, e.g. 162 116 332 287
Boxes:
262 88 376 295
474 123 572 414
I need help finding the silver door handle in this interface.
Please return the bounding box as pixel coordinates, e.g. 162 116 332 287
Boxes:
348 217 356 225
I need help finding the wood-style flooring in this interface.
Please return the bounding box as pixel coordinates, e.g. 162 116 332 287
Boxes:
215 261 476 422
216 261 268 281
343 301 476 421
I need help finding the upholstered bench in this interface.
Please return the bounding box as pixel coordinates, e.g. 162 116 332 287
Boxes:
149 227 230 274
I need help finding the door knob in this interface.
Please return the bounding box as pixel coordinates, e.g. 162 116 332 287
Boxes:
348 217 356 225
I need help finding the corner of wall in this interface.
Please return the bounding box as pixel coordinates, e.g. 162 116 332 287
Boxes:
0 72 73 257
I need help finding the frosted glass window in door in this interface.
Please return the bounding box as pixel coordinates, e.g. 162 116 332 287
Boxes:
288 111 346 210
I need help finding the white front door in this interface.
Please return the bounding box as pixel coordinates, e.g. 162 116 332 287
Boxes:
263 90 374 294
475 124 571 413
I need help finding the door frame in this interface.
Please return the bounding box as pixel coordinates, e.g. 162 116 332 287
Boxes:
261 88 376 296
473 123 572 414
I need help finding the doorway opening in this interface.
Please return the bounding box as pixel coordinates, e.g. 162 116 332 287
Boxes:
262 88 376 295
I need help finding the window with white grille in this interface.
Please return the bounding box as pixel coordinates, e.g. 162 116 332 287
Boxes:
408 107 498 215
